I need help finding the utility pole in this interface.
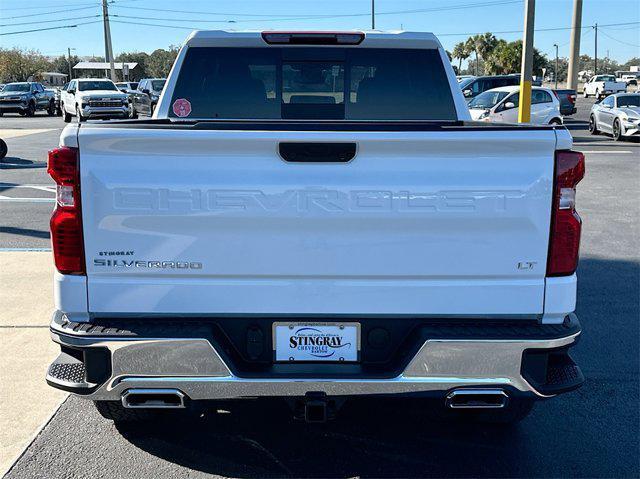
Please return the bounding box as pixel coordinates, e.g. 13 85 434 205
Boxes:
371 0 375 30
553 43 559 89
67 47 75 81
518 0 535 123
101 0 116 81
567 0 583 90
593 23 598 75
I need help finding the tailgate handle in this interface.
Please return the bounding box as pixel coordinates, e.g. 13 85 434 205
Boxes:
279 142 356 163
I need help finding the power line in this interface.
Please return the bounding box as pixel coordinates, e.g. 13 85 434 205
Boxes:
0 15 100 28
112 14 230 24
437 21 640 37
1 5 98 20
109 19 192 30
110 0 522 21
0 1 98 11
106 15 639 37
0 20 101 36
598 28 640 48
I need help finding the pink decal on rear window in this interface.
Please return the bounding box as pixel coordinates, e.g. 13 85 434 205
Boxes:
172 98 192 117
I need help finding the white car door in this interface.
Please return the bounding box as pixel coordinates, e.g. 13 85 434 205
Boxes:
61 81 75 113
530 90 545 124
495 92 519 123
532 90 556 124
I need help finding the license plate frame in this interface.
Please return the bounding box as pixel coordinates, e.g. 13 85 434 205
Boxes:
272 322 361 363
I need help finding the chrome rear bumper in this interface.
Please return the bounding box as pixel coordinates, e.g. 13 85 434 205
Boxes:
48 312 582 401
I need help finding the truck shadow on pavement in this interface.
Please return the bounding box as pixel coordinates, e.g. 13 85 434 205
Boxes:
0 157 46 169
0 226 50 239
111 255 639 478
115 398 542 478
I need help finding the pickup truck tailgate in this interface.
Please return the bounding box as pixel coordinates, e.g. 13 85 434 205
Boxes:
79 125 557 317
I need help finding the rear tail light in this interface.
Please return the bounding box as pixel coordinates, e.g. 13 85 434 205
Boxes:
48 147 85 275
568 94 576 103
261 31 364 45
547 150 585 276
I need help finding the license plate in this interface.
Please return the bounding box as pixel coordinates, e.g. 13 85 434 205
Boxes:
273 322 360 362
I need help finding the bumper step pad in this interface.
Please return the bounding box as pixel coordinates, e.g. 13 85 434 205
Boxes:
543 354 584 395
46 351 96 392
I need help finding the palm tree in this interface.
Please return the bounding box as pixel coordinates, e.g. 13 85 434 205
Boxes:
465 36 480 75
452 42 470 72
465 33 498 75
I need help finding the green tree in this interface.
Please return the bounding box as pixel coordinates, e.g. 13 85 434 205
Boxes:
484 40 547 76
545 56 568 83
0 48 51 82
620 57 639 70
49 54 81 78
146 46 179 78
452 41 470 72
465 33 498 75
115 51 149 80
577 54 619 76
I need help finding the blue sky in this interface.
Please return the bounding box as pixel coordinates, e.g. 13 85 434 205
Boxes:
1 0 639 64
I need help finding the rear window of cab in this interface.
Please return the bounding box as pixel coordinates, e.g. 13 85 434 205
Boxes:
169 47 457 121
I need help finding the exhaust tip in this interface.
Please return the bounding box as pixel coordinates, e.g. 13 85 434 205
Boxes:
122 388 186 409
445 389 508 409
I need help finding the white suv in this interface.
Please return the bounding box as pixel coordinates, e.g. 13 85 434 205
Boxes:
60 78 130 122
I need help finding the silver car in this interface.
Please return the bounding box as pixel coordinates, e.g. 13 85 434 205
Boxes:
589 93 640 141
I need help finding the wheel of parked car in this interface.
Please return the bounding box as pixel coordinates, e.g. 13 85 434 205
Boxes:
47 100 56 116
0 138 7 160
76 106 85 123
25 101 36 117
612 119 623 141
583 90 588 98
588 115 599 135
62 104 72 123
549 118 562 125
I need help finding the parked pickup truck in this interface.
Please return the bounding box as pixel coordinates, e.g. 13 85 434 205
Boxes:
0 82 56 116
60 78 131 122
554 89 578 116
583 74 626 99
46 30 585 425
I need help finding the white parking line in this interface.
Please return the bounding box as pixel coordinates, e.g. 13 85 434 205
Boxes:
0 185 56 202
28 185 56 193
0 248 51 252
0 196 55 203
579 150 633 154
0 128 57 139
0 184 54 188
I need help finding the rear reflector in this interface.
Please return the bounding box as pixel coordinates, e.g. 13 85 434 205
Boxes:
261 31 364 45
48 147 85 275
547 150 585 276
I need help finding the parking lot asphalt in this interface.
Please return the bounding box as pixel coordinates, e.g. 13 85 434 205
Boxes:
1 99 639 478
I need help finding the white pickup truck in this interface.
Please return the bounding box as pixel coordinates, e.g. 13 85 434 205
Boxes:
583 74 627 99
46 31 584 424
